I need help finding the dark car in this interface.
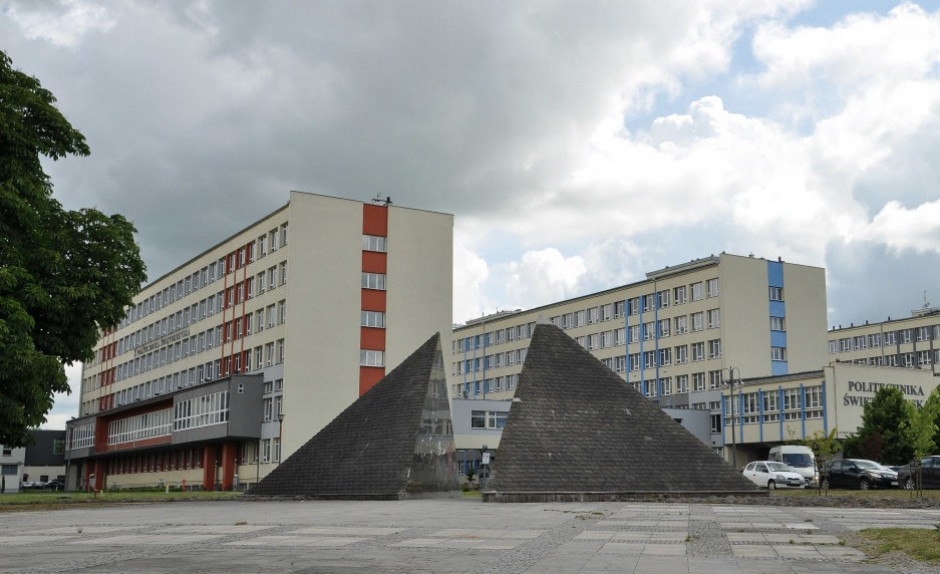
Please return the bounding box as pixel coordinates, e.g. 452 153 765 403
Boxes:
823 459 898 490
898 455 940 490
43 479 66 491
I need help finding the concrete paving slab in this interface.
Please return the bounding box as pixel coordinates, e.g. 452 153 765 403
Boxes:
0 498 934 574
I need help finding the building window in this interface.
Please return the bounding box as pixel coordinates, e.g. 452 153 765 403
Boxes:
658 347 671 366
674 345 688 364
361 310 385 328
674 285 687 305
658 319 670 337
691 342 705 361
692 372 705 391
710 414 722 434
361 272 386 290
769 286 783 301
770 316 785 331
708 370 722 389
771 346 787 361
674 315 688 334
362 234 387 252
691 312 704 332
676 374 689 393
706 278 719 298
691 282 703 301
708 339 721 359
471 410 507 429
360 349 384 367
707 309 720 329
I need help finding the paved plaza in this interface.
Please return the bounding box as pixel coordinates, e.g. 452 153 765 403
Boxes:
1 499 938 573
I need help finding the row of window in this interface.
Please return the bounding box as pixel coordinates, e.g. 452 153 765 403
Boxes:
470 410 508 429
119 223 288 329
100 301 286 390
108 409 173 445
829 324 940 354
725 386 824 423
105 447 205 475
104 264 287 367
845 350 940 368
454 349 528 375
174 391 230 431
452 374 520 397
82 340 286 417
459 313 785 357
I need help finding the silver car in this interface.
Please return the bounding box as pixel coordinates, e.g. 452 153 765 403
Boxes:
743 461 806 490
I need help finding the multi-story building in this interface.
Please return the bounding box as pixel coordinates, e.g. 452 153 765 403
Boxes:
719 361 939 465
827 303 940 373
449 253 829 463
1 443 25 493
66 191 453 491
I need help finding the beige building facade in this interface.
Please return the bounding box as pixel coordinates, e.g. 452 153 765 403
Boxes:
67 191 452 490
450 253 829 461
722 361 939 465
827 305 940 374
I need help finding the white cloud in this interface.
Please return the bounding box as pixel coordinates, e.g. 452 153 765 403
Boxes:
503 248 586 310
453 231 491 324
6 1 940 420
865 200 940 254
43 362 81 430
7 0 115 47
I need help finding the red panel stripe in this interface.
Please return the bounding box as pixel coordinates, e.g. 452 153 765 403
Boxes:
359 367 384 395
360 327 386 349
361 289 387 311
362 204 389 236
362 251 387 273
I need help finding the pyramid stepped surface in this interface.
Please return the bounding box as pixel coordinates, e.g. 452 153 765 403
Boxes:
249 333 459 499
486 323 764 502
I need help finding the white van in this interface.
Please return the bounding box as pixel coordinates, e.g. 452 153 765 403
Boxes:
768 445 818 486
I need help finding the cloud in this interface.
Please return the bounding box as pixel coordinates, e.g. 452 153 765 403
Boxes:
42 362 81 430
6 0 115 47
865 200 940 254
502 248 586 311
5 2 940 422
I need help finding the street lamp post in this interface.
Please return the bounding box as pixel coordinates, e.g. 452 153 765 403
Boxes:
724 367 741 470
277 413 285 464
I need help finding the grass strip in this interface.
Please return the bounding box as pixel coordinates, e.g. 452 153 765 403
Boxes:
855 527 940 563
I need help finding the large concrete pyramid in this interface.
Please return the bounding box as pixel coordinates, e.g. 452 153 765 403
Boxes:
485 324 762 502
250 333 459 499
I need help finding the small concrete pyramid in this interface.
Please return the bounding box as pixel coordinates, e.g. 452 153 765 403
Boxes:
250 333 458 499
486 323 761 501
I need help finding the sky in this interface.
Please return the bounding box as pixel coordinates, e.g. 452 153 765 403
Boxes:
3 1 940 429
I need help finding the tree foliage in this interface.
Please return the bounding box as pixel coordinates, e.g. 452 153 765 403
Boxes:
843 387 914 464
0 50 146 446
905 387 940 459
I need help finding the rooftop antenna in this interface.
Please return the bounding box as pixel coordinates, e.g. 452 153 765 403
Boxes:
924 290 930 309
371 193 384 204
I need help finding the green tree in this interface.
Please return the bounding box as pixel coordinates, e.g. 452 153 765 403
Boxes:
804 428 841 468
845 387 913 465
0 50 146 446
907 387 940 458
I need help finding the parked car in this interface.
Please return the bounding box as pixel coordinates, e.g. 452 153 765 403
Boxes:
43 479 65 491
743 461 806 489
823 459 897 490
897 455 940 490
768 445 818 486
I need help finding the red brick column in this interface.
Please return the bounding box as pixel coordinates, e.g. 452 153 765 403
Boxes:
220 442 237 491
202 446 215 491
92 460 107 492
